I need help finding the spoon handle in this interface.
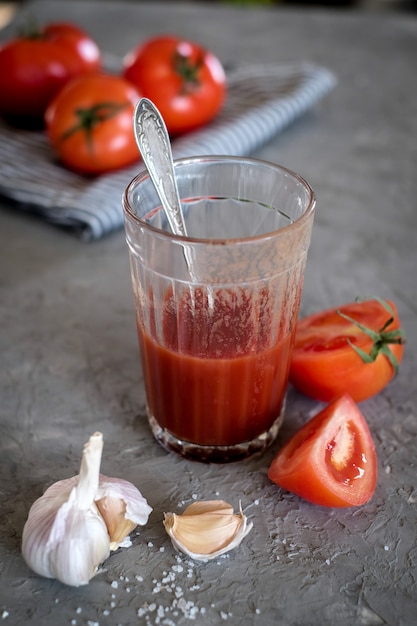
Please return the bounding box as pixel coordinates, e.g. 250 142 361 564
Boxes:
134 98 188 237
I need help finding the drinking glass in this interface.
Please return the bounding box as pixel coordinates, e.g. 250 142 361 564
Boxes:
123 156 316 462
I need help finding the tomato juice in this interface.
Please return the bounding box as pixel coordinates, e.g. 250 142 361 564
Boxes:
137 286 295 448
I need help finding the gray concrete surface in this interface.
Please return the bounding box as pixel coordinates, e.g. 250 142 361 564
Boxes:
0 1 416 624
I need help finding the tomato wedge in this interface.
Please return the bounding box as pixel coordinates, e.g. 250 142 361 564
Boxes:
289 298 405 403
268 394 377 507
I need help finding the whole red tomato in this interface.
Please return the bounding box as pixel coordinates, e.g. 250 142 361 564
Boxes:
0 22 102 121
289 298 405 403
123 35 226 135
268 394 378 508
45 73 141 175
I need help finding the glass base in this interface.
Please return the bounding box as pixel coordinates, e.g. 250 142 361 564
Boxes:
147 403 285 463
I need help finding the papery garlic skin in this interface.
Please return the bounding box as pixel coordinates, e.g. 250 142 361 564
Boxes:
95 475 152 550
22 433 110 587
163 500 253 562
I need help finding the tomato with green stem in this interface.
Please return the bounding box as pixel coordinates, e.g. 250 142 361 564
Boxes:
289 298 405 403
268 394 378 507
45 73 141 175
123 35 226 135
0 21 101 122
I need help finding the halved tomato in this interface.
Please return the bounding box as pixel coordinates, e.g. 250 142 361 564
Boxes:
290 298 405 403
268 394 378 507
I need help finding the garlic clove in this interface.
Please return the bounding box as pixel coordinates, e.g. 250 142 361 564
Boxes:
95 475 152 550
163 500 253 561
95 494 135 550
182 500 234 516
22 432 110 587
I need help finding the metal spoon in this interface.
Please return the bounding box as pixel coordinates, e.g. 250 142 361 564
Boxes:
133 97 188 238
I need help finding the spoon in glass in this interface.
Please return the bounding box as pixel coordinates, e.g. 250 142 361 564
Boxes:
133 97 188 238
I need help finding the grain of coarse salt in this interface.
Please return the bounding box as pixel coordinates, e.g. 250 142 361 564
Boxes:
177 597 199 619
221 610 232 620
172 564 183 573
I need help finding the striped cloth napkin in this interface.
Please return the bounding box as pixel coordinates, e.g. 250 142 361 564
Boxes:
0 62 336 241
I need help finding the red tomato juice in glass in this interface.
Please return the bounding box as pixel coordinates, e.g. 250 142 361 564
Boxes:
137 286 294 447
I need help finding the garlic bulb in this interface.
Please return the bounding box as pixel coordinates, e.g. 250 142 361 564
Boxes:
95 475 153 550
22 432 110 587
163 500 253 561
21 432 153 587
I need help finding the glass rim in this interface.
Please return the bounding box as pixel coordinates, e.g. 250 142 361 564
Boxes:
122 155 316 245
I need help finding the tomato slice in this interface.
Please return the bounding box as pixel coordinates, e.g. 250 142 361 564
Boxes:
268 395 378 507
289 298 405 402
